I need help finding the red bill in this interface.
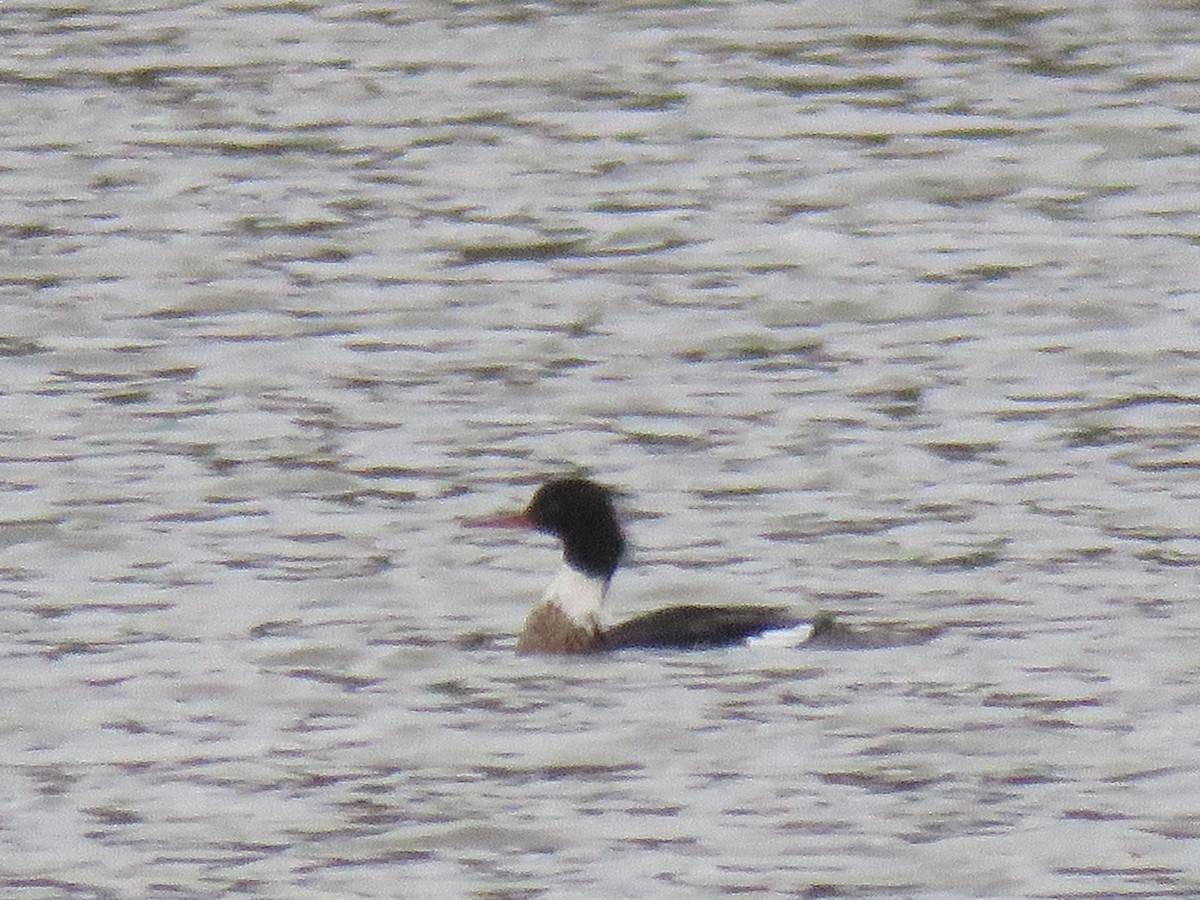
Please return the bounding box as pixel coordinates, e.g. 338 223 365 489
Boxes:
462 510 535 529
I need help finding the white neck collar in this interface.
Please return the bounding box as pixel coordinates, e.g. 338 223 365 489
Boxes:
541 563 609 627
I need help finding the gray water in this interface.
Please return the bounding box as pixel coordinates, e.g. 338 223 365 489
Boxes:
2 1 1200 897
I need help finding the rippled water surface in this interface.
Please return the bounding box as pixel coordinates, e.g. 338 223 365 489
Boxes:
3 1 1200 897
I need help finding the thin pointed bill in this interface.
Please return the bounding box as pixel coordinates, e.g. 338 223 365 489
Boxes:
462 510 535 529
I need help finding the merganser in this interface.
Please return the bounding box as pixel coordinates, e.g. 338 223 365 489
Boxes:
466 477 812 654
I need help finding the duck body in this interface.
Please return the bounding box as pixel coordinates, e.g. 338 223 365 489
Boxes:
602 604 805 651
469 477 807 655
